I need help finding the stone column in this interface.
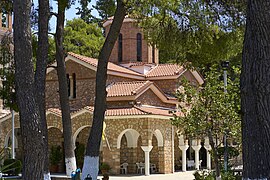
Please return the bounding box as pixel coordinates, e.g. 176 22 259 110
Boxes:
8 14 12 30
0 13 2 28
192 140 201 170
179 144 189 172
206 148 211 170
141 146 153 176
204 138 212 170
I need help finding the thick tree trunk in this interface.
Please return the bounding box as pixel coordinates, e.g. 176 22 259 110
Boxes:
13 0 45 179
55 3 76 176
208 130 221 180
241 0 270 179
81 0 126 179
35 0 50 179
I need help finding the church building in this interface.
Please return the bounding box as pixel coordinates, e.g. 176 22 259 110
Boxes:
0 16 214 175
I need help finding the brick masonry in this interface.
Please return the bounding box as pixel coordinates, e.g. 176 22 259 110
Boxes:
105 21 159 64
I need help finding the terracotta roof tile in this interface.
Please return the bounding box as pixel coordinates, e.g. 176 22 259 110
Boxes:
84 106 147 116
145 64 185 77
84 106 94 112
47 108 62 116
68 52 142 76
106 81 152 97
84 105 178 117
106 107 148 116
68 52 188 79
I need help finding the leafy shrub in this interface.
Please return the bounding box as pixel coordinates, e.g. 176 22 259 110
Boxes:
194 170 242 180
100 162 111 171
193 170 214 180
49 145 62 166
3 158 22 175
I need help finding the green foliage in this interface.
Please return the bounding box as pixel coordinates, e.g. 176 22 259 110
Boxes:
172 65 241 141
0 0 13 13
99 162 111 171
76 0 95 23
131 0 245 66
63 18 105 58
75 142 85 169
172 65 241 175
32 35 55 65
194 170 215 180
49 145 62 166
140 15 244 66
94 0 116 20
0 33 18 111
217 146 240 160
3 159 22 176
56 0 76 11
0 148 21 177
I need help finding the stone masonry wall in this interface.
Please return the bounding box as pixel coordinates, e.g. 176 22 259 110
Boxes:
182 70 200 86
102 117 173 174
152 79 179 96
46 60 135 110
137 89 175 108
0 111 174 175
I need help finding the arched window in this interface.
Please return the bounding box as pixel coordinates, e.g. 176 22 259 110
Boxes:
66 74 70 97
152 45 155 63
67 73 76 98
72 73 76 98
137 33 142 61
118 33 123 62
1 12 7 28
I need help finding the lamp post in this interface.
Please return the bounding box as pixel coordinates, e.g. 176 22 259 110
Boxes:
221 61 229 172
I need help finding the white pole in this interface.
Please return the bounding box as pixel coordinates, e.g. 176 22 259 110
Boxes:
11 109 15 159
223 70 228 171
171 126 175 173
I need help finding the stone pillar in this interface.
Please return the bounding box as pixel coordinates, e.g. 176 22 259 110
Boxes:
179 144 189 172
0 13 2 28
103 144 120 174
192 139 201 170
158 146 165 173
8 13 12 30
141 146 153 176
204 138 212 170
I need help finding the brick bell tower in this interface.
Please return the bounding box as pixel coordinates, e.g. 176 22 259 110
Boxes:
103 17 159 64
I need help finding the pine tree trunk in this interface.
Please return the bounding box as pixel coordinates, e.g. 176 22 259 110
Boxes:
208 130 221 180
35 0 50 179
81 0 126 179
13 0 45 179
55 3 76 176
241 0 270 179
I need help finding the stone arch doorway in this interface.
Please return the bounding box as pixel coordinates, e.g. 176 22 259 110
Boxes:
4 128 23 161
48 127 64 173
118 129 140 174
150 129 164 173
174 133 182 171
74 126 91 169
73 126 103 169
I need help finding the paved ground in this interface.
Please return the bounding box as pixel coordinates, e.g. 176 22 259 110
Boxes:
52 171 195 180
98 171 195 180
